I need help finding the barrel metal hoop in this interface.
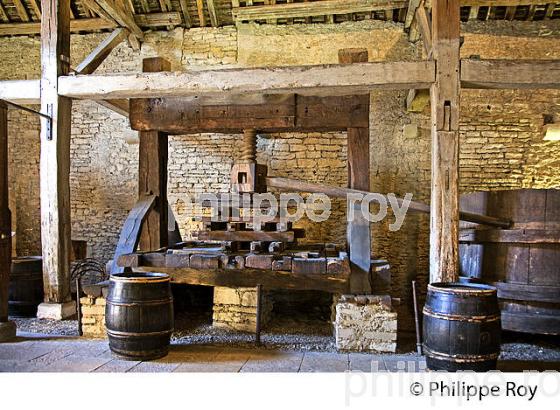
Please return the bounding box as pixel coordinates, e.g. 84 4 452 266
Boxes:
110 276 169 284
423 307 501 322
428 284 496 297
106 297 173 307
423 346 499 363
106 328 174 338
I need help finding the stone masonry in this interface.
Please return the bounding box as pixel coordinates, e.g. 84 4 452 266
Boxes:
1 19 559 333
335 295 397 353
79 295 107 339
213 287 273 332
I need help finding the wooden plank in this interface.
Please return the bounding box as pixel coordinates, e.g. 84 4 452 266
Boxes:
462 0 551 5
40 0 72 304
96 99 129 116
207 0 219 26
461 59 560 89
179 0 192 27
196 0 205 27
429 0 461 283
138 58 170 252
0 80 41 104
58 60 436 100
29 0 42 20
0 101 10 323
405 0 422 28
233 0 407 21
0 3 9 23
75 28 129 75
459 229 560 243
12 0 30 22
0 13 183 36
128 94 369 133
110 195 156 274
94 0 144 39
197 230 295 242
415 1 432 56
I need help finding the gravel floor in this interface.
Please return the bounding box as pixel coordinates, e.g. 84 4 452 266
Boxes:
10 313 560 362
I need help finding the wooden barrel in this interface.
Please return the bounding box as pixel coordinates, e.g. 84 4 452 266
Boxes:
423 282 501 371
9 256 43 317
105 272 174 361
459 189 560 335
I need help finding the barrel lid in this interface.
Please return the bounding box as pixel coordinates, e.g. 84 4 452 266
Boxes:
428 282 497 295
110 272 170 283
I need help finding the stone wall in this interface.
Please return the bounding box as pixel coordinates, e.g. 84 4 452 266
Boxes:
80 295 107 338
212 287 273 332
1 20 559 332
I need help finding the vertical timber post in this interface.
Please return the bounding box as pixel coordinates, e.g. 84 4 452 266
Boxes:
37 0 75 319
429 0 461 283
339 48 372 294
138 57 170 251
0 101 16 341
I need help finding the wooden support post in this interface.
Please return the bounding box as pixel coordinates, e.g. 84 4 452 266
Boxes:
0 101 16 341
138 57 170 251
429 0 460 284
339 48 372 294
37 0 75 320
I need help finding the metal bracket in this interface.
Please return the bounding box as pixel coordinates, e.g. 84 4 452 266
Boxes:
0 99 53 141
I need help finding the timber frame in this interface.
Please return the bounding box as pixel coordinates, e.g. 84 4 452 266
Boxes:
0 0 559 315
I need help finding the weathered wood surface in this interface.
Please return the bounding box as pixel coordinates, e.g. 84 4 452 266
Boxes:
495 282 560 304
233 0 407 21
197 230 296 242
58 60 436 100
129 94 369 133
137 58 170 252
267 176 511 228
94 0 144 39
0 101 10 322
429 0 461 283
460 229 560 244
40 0 73 303
110 195 156 274
117 250 350 293
0 80 41 104
75 28 129 75
461 59 560 89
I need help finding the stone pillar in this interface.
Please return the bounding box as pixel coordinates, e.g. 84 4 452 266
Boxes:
212 286 273 332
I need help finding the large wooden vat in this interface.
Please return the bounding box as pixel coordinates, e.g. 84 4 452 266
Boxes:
105 272 174 361
9 256 43 317
459 189 560 335
423 283 501 371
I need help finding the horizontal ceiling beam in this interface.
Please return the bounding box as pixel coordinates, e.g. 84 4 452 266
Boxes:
0 13 182 36
0 80 40 104
461 59 560 89
233 0 408 21
58 61 436 100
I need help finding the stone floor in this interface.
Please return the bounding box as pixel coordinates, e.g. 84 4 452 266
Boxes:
1 331 559 372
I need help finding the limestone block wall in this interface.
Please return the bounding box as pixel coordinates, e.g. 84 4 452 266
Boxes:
1 20 559 332
80 296 107 338
212 287 273 332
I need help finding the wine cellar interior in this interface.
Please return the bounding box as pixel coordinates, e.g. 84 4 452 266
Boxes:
0 0 559 375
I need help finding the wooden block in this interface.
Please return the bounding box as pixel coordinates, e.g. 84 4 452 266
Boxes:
292 257 327 275
272 256 292 271
245 254 274 270
190 254 220 269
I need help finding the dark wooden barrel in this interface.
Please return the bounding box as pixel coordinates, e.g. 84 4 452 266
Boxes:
459 189 560 335
423 282 501 371
9 256 43 317
105 272 174 361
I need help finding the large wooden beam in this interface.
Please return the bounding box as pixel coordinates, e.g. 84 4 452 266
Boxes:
429 0 461 284
0 13 183 36
0 100 16 341
58 60 436 100
94 0 144 40
138 58 170 252
338 49 372 294
233 0 407 21
461 59 560 89
38 0 74 319
0 80 41 104
129 94 369 133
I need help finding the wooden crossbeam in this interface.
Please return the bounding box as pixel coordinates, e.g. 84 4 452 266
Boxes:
207 0 219 26
0 80 40 104
29 0 42 21
196 0 205 27
0 3 8 23
233 0 408 21
461 59 560 89
461 0 552 5
179 0 192 27
75 28 129 74
94 0 143 39
12 0 31 22
58 61 435 100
